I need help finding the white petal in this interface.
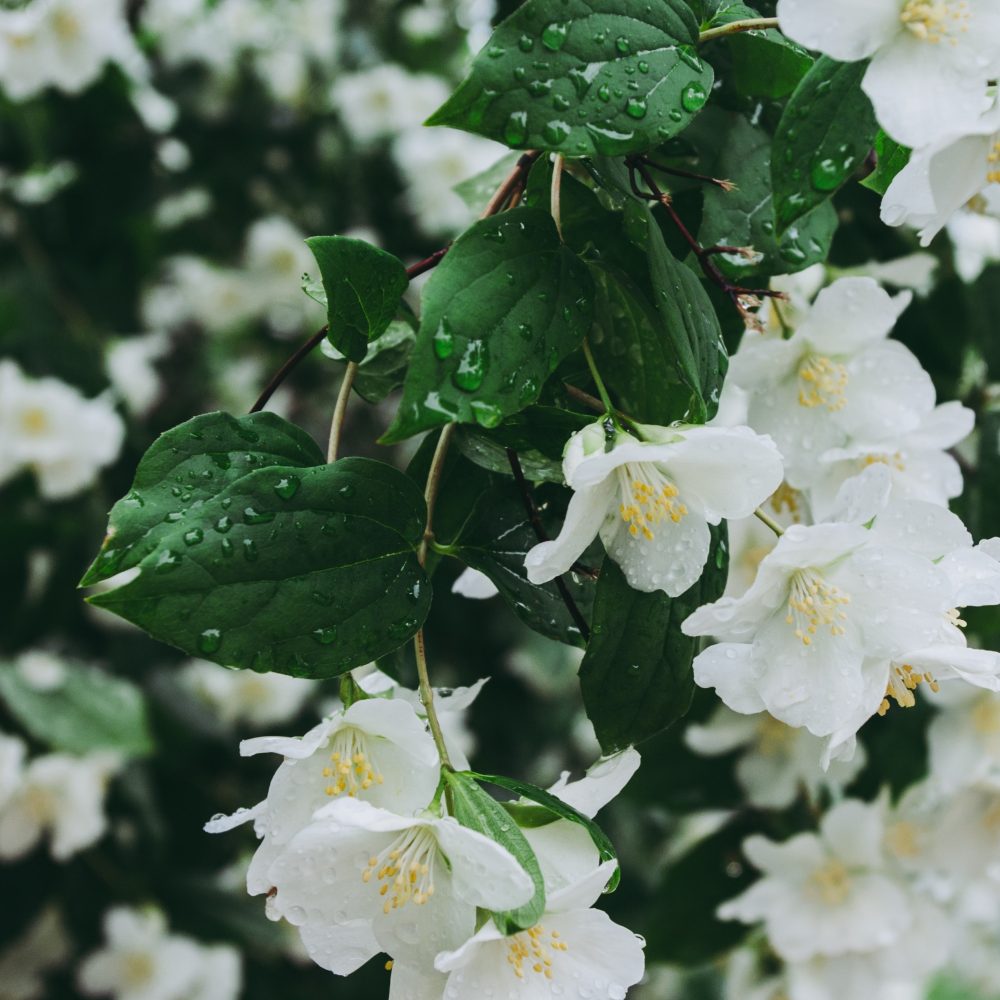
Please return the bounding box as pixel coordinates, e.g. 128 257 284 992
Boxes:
525 478 615 584
685 706 760 756
742 831 826 877
864 34 992 148
540 907 645 994
799 278 910 357
823 463 891 526
547 749 641 818
544 859 619 912
297 920 382 977
204 802 263 834
601 506 710 597
657 426 785 522
938 546 1000 606
451 567 499 600
905 401 975 450
433 919 505 975
727 336 802 392
240 716 336 760
389 963 448 1000
522 819 600 895
821 800 884 868
692 643 767 715
776 0 899 61
869 499 971 559
904 646 1000 690
433 818 536 911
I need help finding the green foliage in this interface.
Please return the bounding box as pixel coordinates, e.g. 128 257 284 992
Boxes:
444 770 546 933
772 56 878 233
580 529 728 753
698 111 838 279
383 207 594 443
0 663 154 757
306 236 409 363
427 0 714 156
86 439 431 678
471 770 620 889
860 131 912 196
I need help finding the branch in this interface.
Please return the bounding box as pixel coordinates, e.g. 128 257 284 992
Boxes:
505 447 593 640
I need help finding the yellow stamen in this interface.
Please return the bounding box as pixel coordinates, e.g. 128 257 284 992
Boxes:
797 355 847 411
900 0 970 43
785 570 851 645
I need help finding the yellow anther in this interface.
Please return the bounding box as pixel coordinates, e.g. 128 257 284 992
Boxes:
809 860 852 905
880 662 940 715
323 728 384 798
362 827 437 914
900 0 970 43
616 463 687 543
797 355 848 411
786 570 850 645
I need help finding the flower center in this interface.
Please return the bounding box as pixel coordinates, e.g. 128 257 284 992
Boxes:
885 820 923 859
769 482 802 522
808 860 852 905
756 714 795 756
878 662 940 716
361 826 438 913
863 452 906 472
797 355 847 411
785 570 850 646
321 727 384 798
900 0 970 43
987 139 1000 186
19 407 50 435
121 953 155 989
506 924 568 981
616 463 687 542
52 9 82 41
971 696 1000 735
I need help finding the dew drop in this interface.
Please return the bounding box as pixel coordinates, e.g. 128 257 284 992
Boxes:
452 339 488 392
183 528 204 546
273 475 300 500
504 110 529 147
541 21 569 51
680 81 707 112
198 628 223 654
243 506 276 525
432 319 455 360
625 96 647 119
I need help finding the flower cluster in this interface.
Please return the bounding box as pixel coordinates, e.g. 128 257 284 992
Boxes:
680 275 1000 758
207 671 646 998
777 0 1000 249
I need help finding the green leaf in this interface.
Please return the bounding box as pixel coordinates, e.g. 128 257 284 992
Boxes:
306 236 409 363
444 770 546 933
860 130 911 196
579 528 728 752
698 111 838 279
382 207 594 444
426 0 714 157
86 450 431 679
453 476 598 646
322 320 417 404
81 412 324 587
469 771 620 890
638 204 728 422
0 662 154 757
772 56 878 233
454 151 522 211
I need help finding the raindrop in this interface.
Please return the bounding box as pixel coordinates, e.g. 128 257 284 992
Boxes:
198 628 223 654
452 339 488 392
541 21 569 51
680 82 707 112
625 96 647 119
312 626 338 645
183 528 204 546
433 319 455 360
504 110 529 147
243 506 276 525
273 475 301 500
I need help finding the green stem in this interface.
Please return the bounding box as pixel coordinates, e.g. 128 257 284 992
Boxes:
581 339 615 415
326 361 358 463
414 424 456 770
754 506 785 537
551 154 565 242
698 16 780 43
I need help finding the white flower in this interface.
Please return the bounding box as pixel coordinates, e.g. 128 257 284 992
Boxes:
392 128 506 236
525 420 783 597
105 333 169 417
78 906 241 1000
0 361 125 500
0 732 27 813
882 102 1000 245
684 489 968 739
807 400 974 520
776 0 1000 147
0 751 120 861
719 799 910 962
178 659 316 729
267 796 535 972
204 697 441 894
331 66 449 145
729 277 928 489
433 861 645 1000
14 649 67 691
451 567 499 599
685 705 865 809
927 687 1000 792
947 189 1000 282
0 906 71 1000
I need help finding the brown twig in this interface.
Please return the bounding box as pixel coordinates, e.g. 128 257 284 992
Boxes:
640 158 736 192
505 447 593 640
249 325 329 413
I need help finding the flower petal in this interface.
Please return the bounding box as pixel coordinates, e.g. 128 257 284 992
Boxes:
524 477 615 584
798 278 910 357
776 0 899 61
692 643 767 715
546 748 641 818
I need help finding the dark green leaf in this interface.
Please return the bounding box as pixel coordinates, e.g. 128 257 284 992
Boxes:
444 770 545 933
382 207 594 443
86 454 431 679
580 528 728 752
81 412 324 587
698 112 838 279
323 320 416 404
860 131 911 196
454 151 522 211
306 236 409 362
638 204 728 422
469 770 620 890
426 0 714 157
0 663 154 757
772 56 878 233
453 477 598 646
644 812 759 964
